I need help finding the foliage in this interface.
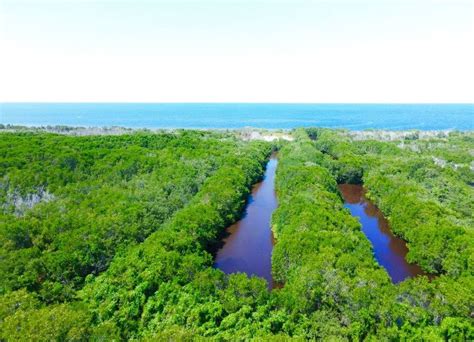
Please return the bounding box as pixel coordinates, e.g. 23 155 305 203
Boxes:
1 128 472 340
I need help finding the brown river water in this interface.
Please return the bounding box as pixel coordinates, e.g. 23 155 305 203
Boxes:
338 184 429 283
214 153 278 289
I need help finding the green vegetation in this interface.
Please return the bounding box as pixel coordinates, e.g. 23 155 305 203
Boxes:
0 128 472 340
310 128 473 276
271 129 473 339
0 131 264 301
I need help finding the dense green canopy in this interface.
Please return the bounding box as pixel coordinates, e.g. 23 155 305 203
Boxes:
0 129 472 340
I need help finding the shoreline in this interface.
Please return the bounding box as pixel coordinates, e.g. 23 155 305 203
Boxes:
0 124 295 141
0 123 468 136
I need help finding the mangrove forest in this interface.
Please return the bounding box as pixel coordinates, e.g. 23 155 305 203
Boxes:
0 128 472 340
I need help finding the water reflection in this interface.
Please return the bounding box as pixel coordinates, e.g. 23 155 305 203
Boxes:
339 184 429 283
214 153 278 289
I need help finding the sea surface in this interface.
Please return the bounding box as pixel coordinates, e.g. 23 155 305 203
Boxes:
0 103 472 130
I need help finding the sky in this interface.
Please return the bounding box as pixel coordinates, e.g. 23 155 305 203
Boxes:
0 0 473 103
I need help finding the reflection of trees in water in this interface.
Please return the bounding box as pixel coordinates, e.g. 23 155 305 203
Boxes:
214 155 278 289
338 183 429 282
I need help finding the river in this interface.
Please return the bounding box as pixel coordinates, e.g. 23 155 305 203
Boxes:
214 153 278 289
339 184 429 283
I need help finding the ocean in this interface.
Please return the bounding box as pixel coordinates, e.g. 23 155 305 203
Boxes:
0 103 472 130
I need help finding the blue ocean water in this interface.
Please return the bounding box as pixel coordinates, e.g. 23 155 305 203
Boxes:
0 103 472 130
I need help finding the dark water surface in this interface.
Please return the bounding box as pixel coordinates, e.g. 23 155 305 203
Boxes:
214 153 278 288
1 103 473 130
339 184 428 283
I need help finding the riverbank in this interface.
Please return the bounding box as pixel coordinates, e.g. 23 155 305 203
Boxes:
214 153 278 289
339 183 431 283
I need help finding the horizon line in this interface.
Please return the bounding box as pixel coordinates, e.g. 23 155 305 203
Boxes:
1 102 473 105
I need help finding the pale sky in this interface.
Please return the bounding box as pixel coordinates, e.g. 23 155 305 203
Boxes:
0 0 473 102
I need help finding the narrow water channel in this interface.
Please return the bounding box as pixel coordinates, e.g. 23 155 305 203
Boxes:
338 184 428 283
214 153 278 289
